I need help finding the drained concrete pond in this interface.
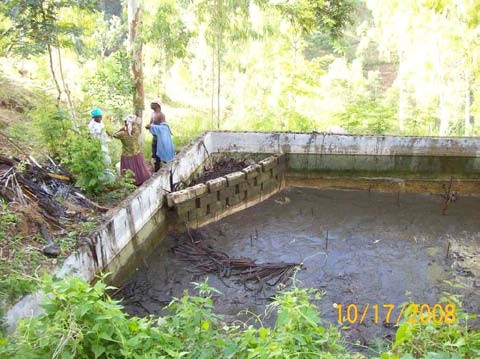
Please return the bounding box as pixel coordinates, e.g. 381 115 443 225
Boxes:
116 186 480 347
7 132 480 352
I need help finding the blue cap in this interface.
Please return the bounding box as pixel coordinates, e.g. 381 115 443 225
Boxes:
91 107 102 117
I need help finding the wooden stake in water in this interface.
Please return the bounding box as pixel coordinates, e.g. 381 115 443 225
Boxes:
325 230 329 250
446 241 451 259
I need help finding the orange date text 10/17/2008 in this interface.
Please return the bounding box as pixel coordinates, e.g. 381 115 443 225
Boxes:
334 303 456 325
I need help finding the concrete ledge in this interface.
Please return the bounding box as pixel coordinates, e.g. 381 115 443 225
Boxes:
242 164 261 179
225 171 247 185
206 177 228 192
287 175 480 196
168 154 286 229
208 131 480 157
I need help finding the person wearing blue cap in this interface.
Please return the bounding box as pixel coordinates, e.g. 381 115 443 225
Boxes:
88 107 111 166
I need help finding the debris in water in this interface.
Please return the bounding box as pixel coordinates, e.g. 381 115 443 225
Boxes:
274 196 290 205
173 228 302 288
442 176 457 215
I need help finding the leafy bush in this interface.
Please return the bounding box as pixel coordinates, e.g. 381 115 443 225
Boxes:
84 50 134 119
338 96 398 135
231 288 351 358
382 296 480 359
27 105 113 195
63 128 110 194
30 105 71 158
1 277 478 358
0 200 16 240
0 277 352 358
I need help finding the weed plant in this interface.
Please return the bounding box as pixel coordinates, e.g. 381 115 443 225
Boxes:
0 276 478 358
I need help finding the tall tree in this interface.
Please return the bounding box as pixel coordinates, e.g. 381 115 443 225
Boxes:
145 0 193 98
0 0 96 124
128 0 144 121
192 0 252 129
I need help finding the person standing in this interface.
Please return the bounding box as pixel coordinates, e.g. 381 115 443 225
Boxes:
147 104 175 169
148 101 174 170
88 107 111 166
149 100 166 171
111 115 151 186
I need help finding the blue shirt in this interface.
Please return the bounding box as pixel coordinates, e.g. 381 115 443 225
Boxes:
149 123 175 162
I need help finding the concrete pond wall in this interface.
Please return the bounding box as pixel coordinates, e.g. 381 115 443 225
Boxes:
7 131 480 330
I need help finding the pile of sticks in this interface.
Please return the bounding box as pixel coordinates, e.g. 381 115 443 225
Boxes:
173 228 301 288
0 155 105 229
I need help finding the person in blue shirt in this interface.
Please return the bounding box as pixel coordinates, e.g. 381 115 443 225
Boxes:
146 105 175 171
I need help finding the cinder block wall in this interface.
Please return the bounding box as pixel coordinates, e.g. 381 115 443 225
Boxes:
167 154 286 228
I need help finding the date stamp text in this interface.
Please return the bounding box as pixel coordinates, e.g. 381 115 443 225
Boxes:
334 303 456 325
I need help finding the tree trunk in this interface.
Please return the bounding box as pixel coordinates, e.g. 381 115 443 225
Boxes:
57 48 78 130
47 44 62 107
128 1 144 118
435 32 449 136
464 70 471 136
216 0 222 130
128 0 145 142
217 33 221 130
211 46 215 130
397 50 406 134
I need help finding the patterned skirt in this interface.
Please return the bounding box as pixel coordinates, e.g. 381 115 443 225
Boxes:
120 153 151 186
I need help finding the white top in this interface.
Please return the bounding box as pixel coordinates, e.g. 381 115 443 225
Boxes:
88 119 108 153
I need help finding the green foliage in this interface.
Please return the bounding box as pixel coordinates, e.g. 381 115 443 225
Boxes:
231 288 350 358
382 297 480 358
0 275 37 335
1 276 479 358
0 200 17 240
0 0 97 57
146 0 193 67
273 0 355 37
31 105 71 157
0 201 39 333
28 105 111 194
63 128 110 194
97 170 137 204
169 110 210 148
338 96 398 135
0 276 161 358
84 50 134 118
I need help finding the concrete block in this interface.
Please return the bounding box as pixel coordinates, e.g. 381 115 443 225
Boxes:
239 182 250 192
208 200 223 214
190 183 208 197
276 154 287 166
256 170 273 182
228 194 241 206
176 198 196 211
261 179 279 193
259 156 277 171
242 164 262 180
225 171 246 186
206 177 227 193
167 189 192 207
203 192 219 207
246 186 261 199
167 183 207 206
